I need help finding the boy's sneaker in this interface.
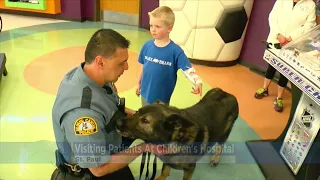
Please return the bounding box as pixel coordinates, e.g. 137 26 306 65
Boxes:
254 88 268 99
274 98 284 112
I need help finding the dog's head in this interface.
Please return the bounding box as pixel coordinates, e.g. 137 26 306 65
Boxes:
115 101 199 143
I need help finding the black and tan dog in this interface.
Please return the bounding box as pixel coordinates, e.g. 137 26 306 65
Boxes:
115 88 239 180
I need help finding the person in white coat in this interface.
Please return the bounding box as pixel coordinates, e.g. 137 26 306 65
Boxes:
254 0 316 112
315 0 320 24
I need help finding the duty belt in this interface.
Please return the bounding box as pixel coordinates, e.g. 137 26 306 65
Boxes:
64 163 82 173
62 163 91 179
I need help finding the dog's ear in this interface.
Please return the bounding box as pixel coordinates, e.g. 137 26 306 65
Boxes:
163 114 198 142
163 114 183 131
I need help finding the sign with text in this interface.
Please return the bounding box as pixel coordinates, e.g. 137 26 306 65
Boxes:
263 49 320 107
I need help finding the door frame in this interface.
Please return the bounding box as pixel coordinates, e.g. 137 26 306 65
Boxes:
93 0 101 21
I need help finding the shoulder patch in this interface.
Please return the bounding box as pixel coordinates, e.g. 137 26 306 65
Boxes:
74 117 98 136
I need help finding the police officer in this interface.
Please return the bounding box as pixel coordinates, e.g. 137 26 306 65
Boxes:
50 29 170 179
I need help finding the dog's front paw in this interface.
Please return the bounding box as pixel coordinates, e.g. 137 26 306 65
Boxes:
210 155 221 167
154 175 166 180
210 160 218 167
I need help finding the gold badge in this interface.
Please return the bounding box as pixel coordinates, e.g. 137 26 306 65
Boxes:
74 117 98 135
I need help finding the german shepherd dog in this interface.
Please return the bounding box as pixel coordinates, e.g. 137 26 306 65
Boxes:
115 88 239 180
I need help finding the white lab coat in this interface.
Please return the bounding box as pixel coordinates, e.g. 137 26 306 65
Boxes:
267 0 316 44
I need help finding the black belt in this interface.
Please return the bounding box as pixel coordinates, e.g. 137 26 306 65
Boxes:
60 163 91 179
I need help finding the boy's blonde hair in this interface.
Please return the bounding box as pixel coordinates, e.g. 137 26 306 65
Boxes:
148 6 175 26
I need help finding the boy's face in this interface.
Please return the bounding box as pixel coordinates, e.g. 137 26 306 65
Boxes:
149 16 173 40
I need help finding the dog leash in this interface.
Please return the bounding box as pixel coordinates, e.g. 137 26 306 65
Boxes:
139 150 157 180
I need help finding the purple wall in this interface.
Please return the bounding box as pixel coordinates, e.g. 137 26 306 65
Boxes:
59 0 94 20
239 0 276 69
59 0 81 19
140 0 159 28
81 0 94 19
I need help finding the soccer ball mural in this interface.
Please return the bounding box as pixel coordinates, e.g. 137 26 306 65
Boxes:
159 0 254 65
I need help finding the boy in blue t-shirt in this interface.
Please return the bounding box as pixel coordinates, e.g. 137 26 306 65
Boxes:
136 6 203 106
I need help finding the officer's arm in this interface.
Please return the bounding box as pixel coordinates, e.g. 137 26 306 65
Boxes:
88 143 148 177
61 108 112 168
61 108 147 177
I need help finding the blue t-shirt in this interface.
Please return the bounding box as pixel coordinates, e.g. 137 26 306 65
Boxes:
138 40 192 104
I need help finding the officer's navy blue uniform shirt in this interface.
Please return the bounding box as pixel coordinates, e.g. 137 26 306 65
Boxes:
52 62 121 168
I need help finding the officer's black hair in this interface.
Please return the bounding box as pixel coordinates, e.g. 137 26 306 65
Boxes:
85 29 131 64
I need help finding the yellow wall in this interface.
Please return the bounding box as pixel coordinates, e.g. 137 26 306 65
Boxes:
100 0 139 14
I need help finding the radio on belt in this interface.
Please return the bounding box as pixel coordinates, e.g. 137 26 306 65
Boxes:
118 97 125 113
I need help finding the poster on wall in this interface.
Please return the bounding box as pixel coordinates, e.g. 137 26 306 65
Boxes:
5 0 46 11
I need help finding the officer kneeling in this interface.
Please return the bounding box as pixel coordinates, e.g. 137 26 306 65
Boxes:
51 29 172 180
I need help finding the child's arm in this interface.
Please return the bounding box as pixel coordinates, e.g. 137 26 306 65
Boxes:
137 64 143 85
182 67 203 97
175 49 202 86
136 64 143 96
136 43 147 96
176 49 203 97
182 67 202 86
